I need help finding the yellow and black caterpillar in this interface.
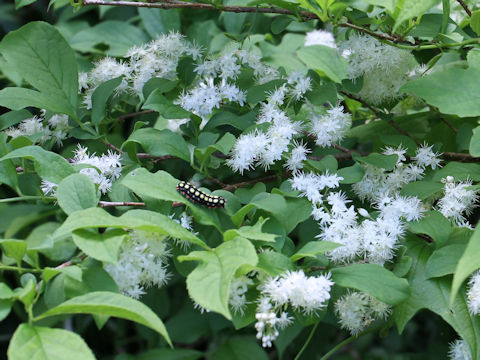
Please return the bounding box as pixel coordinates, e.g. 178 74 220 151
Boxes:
176 181 225 208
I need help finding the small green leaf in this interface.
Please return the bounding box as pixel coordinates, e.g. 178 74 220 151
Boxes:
425 244 466 279
469 125 480 157
257 251 295 277
0 145 74 184
223 218 278 243
0 283 14 299
143 89 192 119
353 153 398 171
214 338 269 360
36 291 171 345
394 0 440 31
408 211 451 246
72 229 126 263
0 300 12 321
400 181 444 200
8 324 95 360
91 77 123 127
331 263 410 305
179 237 258 319
451 228 480 305
297 45 348 83
471 10 480 35
57 174 98 215
139 8 180 38
337 163 365 184
124 128 190 162
0 239 26 263
290 241 341 261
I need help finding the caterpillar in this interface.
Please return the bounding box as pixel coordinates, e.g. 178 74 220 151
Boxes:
176 181 225 208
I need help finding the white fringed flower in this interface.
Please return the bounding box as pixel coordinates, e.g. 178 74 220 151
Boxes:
449 339 472 360
467 270 480 315
309 105 352 147
438 176 478 225
229 276 254 315
304 29 337 48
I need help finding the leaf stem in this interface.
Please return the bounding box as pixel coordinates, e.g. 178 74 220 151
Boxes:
319 325 384 360
294 322 319 360
0 264 42 273
0 196 55 203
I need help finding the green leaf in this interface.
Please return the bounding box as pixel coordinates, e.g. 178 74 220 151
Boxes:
0 283 14 299
0 145 74 184
0 239 27 264
91 77 123 127
57 174 98 215
290 241 341 261
257 251 295 277
72 229 126 264
451 227 480 305
0 21 77 117
394 0 440 31
400 181 444 200
53 207 207 249
223 218 278 243
70 21 149 57
35 291 171 346
179 237 258 319
408 211 451 247
470 125 480 157
364 0 395 12
296 45 348 83
337 163 365 184
8 324 95 360
214 338 268 360
394 238 480 358
425 244 466 279
401 68 480 117
0 300 12 322
331 263 410 305
143 89 192 119
0 110 32 131
471 10 480 35
14 0 36 10
432 162 480 181
246 79 285 104
124 128 190 162
139 8 180 38
353 153 398 171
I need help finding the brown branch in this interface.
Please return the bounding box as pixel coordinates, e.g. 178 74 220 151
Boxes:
103 141 124 153
99 201 146 207
340 91 379 117
456 0 472 16
117 109 155 122
55 253 88 270
81 0 414 44
443 152 480 162
439 117 458 134
222 172 286 191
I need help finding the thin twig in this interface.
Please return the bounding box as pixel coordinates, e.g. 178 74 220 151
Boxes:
456 0 472 16
340 91 380 117
222 173 285 191
117 109 154 122
99 201 146 207
387 118 421 146
443 152 480 162
103 141 124 153
333 144 351 153
81 0 415 44
55 254 88 270
439 117 458 134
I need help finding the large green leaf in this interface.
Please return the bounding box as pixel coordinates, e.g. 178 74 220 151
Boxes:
408 211 451 247
178 237 258 319
53 207 207 249
138 8 180 38
91 76 123 127
70 21 149 57
331 263 410 305
425 244 466 279
72 229 126 264
401 68 480 117
56 174 98 215
35 291 171 346
451 227 480 304
0 21 78 117
8 324 95 360
0 145 74 184
394 238 480 359
124 128 190 162
296 45 348 83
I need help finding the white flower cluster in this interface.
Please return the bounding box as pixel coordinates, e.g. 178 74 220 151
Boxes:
171 212 197 250
80 32 201 108
449 339 472 360
339 34 417 105
255 270 333 347
41 144 122 196
438 176 478 226
334 291 391 335
228 74 312 174
353 145 441 203
304 29 337 48
105 230 171 299
309 105 352 147
5 113 69 145
467 270 480 315
290 171 343 204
